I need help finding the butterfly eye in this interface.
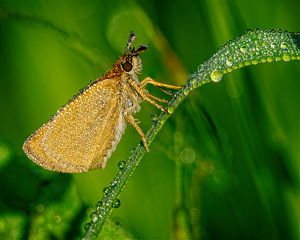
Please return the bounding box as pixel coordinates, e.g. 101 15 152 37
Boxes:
122 61 132 72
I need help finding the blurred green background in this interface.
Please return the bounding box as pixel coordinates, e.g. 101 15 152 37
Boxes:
0 0 298 239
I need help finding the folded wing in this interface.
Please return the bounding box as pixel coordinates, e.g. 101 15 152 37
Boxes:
23 78 126 173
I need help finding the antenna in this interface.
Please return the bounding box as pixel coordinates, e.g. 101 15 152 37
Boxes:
125 31 136 53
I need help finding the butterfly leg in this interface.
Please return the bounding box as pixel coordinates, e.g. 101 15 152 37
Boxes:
124 112 150 152
130 77 182 114
129 80 170 114
140 77 182 90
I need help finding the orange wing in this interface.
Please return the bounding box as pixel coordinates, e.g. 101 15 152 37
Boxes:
23 78 126 173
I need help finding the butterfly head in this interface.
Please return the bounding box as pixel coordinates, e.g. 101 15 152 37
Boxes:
118 32 147 75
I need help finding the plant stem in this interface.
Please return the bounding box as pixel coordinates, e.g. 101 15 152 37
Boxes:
82 29 300 239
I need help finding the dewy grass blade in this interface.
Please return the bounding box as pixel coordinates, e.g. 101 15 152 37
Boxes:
83 29 299 238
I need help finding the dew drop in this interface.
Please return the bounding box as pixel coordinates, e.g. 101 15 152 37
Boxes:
226 59 234 67
280 42 288 50
112 199 121 208
110 181 117 188
92 216 98 223
255 43 261 51
151 113 158 122
283 54 291 61
210 70 223 82
106 200 112 207
167 106 175 115
84 223 91 232
240 45 248 53
118 161 126 170
102 187 109 194
270 42 276 48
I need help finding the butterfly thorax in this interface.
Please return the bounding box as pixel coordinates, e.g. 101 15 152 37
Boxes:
118 54 145 114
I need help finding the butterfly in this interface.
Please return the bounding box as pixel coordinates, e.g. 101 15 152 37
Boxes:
23 32 182 173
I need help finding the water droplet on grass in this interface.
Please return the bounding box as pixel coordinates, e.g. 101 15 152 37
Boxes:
110 181 117 188
112 199 121 208
283 54 291 61
102 187 109 194
240 45 248 53
280 42 288 50
210 71 223 82
167 106 175 114
226 59 234 67
151 113 158 122
118 161 126 170
270 42 276 48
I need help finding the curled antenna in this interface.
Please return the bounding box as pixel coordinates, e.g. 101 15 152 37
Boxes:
125 31 136 53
